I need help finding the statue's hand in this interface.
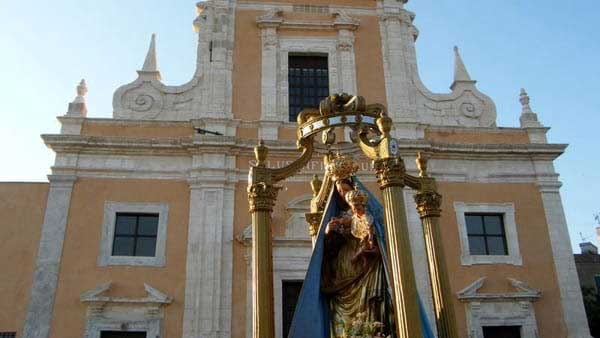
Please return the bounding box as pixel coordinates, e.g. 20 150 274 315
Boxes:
325 219 339 235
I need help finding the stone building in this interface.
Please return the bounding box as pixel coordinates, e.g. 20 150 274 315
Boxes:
0 1 592 338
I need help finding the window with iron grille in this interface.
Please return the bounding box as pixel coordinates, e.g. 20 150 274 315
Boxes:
288 55 329 122
465 214 508 255
112 213 159 257
0 333 16 338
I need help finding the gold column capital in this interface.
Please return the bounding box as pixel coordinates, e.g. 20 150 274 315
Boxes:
374 156 406 189
248 183 280 213
414 190 442 218
305 212 322 238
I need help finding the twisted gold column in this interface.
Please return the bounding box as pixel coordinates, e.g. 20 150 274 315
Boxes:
374 157 424 338
248 183 279 338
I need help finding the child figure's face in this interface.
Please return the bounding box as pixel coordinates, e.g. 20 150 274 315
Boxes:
350 203 365 216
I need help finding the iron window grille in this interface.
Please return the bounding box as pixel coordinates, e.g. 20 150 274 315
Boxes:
288 55 329 122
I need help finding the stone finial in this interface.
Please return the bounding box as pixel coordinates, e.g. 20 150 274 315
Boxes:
450 46 476 90
519 88 542 128
66 79 88 117
138 34 161 81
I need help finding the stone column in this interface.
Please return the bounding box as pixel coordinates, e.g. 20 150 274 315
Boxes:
538 179 592 338
22 175 76 338
373 157 423 338
183 163 235 338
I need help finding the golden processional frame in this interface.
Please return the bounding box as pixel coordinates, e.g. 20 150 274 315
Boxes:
247 94 458 338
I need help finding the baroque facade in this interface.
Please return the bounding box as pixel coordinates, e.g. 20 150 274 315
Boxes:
0 1 592 338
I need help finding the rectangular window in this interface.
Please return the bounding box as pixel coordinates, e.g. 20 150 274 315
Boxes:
465 214 508 256
100 332 147 338
282 280 304 338
0 333 16 338
482 326 521 338
288 55 329 122
112 213 159 257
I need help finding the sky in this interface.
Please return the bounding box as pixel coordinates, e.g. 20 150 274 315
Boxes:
0 1 598 251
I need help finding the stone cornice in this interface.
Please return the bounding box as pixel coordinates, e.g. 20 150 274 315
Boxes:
42 133 567 161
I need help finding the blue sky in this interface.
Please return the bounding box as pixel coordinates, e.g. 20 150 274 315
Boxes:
0 1 598 251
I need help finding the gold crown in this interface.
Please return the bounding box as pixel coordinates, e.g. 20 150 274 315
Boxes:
326 155 359 181
345 190 368 206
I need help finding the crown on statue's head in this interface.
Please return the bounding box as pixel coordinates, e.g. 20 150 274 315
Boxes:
326 155 359 181
345 190 368 206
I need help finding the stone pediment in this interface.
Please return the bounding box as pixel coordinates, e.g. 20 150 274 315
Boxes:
457 277 541 302
80 281 172 306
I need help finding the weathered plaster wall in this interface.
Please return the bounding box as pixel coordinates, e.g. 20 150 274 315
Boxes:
48 178 189 338
0 183 48 337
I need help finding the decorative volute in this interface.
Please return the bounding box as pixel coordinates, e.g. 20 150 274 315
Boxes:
450 46 476 90
66 79 88 117
138 34 161 81
519 88 543 128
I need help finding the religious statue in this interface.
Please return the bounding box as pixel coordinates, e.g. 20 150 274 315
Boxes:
286 155 434 338
323 188 388 337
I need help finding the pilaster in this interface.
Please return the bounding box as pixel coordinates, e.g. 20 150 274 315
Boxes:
22 174 77 338
183 154 235 338
536 164 592 338
378 3 418 122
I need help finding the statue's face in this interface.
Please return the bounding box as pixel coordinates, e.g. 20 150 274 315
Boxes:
335 180 353 197
351 203 365 216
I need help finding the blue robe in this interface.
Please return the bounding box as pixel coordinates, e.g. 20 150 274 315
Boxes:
287 178 435 338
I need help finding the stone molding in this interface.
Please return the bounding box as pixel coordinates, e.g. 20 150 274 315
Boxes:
457 277 541 338
97 202 169 267
80 282 171 338
454 202 523 266
43 133 567 185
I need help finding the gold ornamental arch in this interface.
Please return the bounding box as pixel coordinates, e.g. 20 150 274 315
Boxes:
247 94 458 338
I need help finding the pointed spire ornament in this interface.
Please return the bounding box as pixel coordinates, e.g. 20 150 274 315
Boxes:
519 88 542 128
450 46 476 90
137 34 161 81
66 79 88 117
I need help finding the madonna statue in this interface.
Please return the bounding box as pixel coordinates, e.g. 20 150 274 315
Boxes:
287 156 435 338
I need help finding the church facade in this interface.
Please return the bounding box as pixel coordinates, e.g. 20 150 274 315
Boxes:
0 1 592 338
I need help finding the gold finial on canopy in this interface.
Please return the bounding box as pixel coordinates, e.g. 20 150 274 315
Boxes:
416 152 429 177
254 139 268 167
310 174 322 197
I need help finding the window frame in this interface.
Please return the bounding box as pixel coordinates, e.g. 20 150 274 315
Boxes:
98 202 169 267
287 54 330 122
454 202 522 266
